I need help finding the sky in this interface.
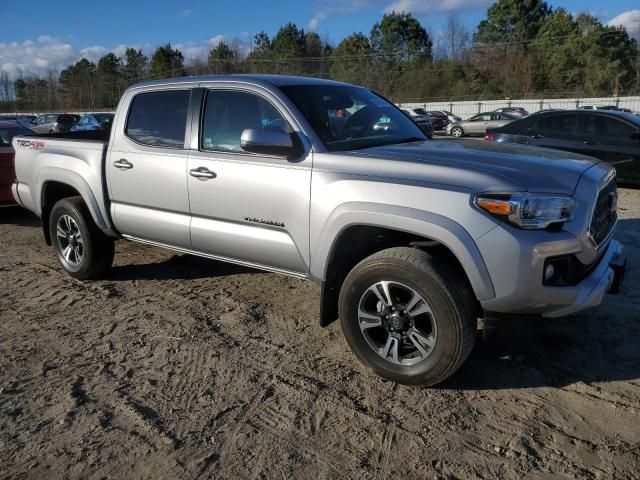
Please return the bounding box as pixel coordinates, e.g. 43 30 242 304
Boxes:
0 0 639 78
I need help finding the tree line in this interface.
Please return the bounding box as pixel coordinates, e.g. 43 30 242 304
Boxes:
2 0 639 112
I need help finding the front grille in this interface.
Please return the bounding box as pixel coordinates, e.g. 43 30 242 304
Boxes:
589 177 617 246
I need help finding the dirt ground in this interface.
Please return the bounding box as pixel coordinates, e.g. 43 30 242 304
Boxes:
1 190 639 480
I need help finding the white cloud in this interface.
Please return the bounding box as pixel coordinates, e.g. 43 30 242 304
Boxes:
207 35 230 47
79 45 109 63
384 0 492 14
0 36 75 77
607 9 640 39
308 0 375 31
0 34 250 78
0 36 158 78
206 34 252 57
174 42 209 61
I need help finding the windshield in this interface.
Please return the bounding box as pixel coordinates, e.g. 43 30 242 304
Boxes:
280 85 426 152
413 108 428 115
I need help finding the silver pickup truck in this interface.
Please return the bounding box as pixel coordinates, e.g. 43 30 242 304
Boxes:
12 75 626 386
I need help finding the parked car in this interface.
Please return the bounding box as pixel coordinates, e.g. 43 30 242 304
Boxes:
12 75 625 386
71 113 115 132
403 108 448 131
487 109 640 186
0 115 37 128
423 111 449 130
427 110 462 124
31 114 80 134
447 112 519 137
0 121 34 205
578 105 618 111
494 107 529 117
401 109 433 138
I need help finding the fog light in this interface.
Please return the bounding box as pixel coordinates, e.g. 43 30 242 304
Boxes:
544 264 555 281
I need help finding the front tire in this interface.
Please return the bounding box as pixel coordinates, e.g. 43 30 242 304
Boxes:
338 247 477 386
49 197 114 279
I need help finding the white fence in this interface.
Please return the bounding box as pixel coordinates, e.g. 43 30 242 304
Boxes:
5 96 640 122
399 96 640 119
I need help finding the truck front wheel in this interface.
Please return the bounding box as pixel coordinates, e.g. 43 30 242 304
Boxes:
338 247 477 386
49 197 114 280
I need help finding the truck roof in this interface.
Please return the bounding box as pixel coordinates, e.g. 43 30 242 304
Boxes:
129 74 353 91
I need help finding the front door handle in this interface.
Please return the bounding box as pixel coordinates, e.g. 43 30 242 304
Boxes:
584 140 597 146
113 159 133 170
190 167 217 180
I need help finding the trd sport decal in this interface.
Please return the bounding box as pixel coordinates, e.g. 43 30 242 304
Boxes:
16 140 45 150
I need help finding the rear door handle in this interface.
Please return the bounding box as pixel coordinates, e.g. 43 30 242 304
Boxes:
190 167 217 180
113 159 133 170
584 140 597 146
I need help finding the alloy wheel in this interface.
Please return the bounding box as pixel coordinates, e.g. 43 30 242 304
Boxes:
56 214 84 267
358 281 437 366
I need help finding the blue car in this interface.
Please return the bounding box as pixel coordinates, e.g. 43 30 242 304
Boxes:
70 113 114 132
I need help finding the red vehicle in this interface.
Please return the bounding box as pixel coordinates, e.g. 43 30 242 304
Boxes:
0 121 34 205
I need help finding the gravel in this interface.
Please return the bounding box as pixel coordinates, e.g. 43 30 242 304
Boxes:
1 189 639 479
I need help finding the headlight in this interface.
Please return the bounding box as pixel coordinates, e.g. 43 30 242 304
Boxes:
474 193 575 229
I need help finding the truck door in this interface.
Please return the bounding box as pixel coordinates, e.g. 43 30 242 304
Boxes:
106 89 193 249
186 87 311 274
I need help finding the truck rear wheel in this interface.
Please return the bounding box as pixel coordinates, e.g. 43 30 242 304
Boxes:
49 197 114 280
338 247 477 386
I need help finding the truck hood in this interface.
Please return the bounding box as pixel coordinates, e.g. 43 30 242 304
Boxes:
342 140 600 194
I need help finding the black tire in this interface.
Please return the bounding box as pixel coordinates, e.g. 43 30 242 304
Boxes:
338 247 477 386
49 196 114 279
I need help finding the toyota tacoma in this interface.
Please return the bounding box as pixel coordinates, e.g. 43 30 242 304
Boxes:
12 75 626 385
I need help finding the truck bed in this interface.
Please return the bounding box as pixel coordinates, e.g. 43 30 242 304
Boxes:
12 130 112 229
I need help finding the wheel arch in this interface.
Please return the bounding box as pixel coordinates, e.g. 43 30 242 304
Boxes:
313 203 494 327
38 170 115 245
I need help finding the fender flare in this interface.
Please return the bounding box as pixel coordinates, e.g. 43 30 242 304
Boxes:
37 167 116 237
312 202 495 302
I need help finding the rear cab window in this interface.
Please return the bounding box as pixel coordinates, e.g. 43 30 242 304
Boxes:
0 127 33 146
126 90 191 148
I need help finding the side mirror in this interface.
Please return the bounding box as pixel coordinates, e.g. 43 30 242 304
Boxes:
240 128 299 158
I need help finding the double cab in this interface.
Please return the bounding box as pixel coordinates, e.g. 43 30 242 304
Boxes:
12 75 626 385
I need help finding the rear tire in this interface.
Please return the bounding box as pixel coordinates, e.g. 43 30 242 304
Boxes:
49 197 114 279
338 247 477 386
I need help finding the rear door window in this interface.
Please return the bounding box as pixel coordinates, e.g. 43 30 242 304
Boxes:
126 90 191 148
536 113 577 138
497 117 531 134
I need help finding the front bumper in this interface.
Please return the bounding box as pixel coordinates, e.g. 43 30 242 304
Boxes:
477 225 625 318
541 239 625 318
